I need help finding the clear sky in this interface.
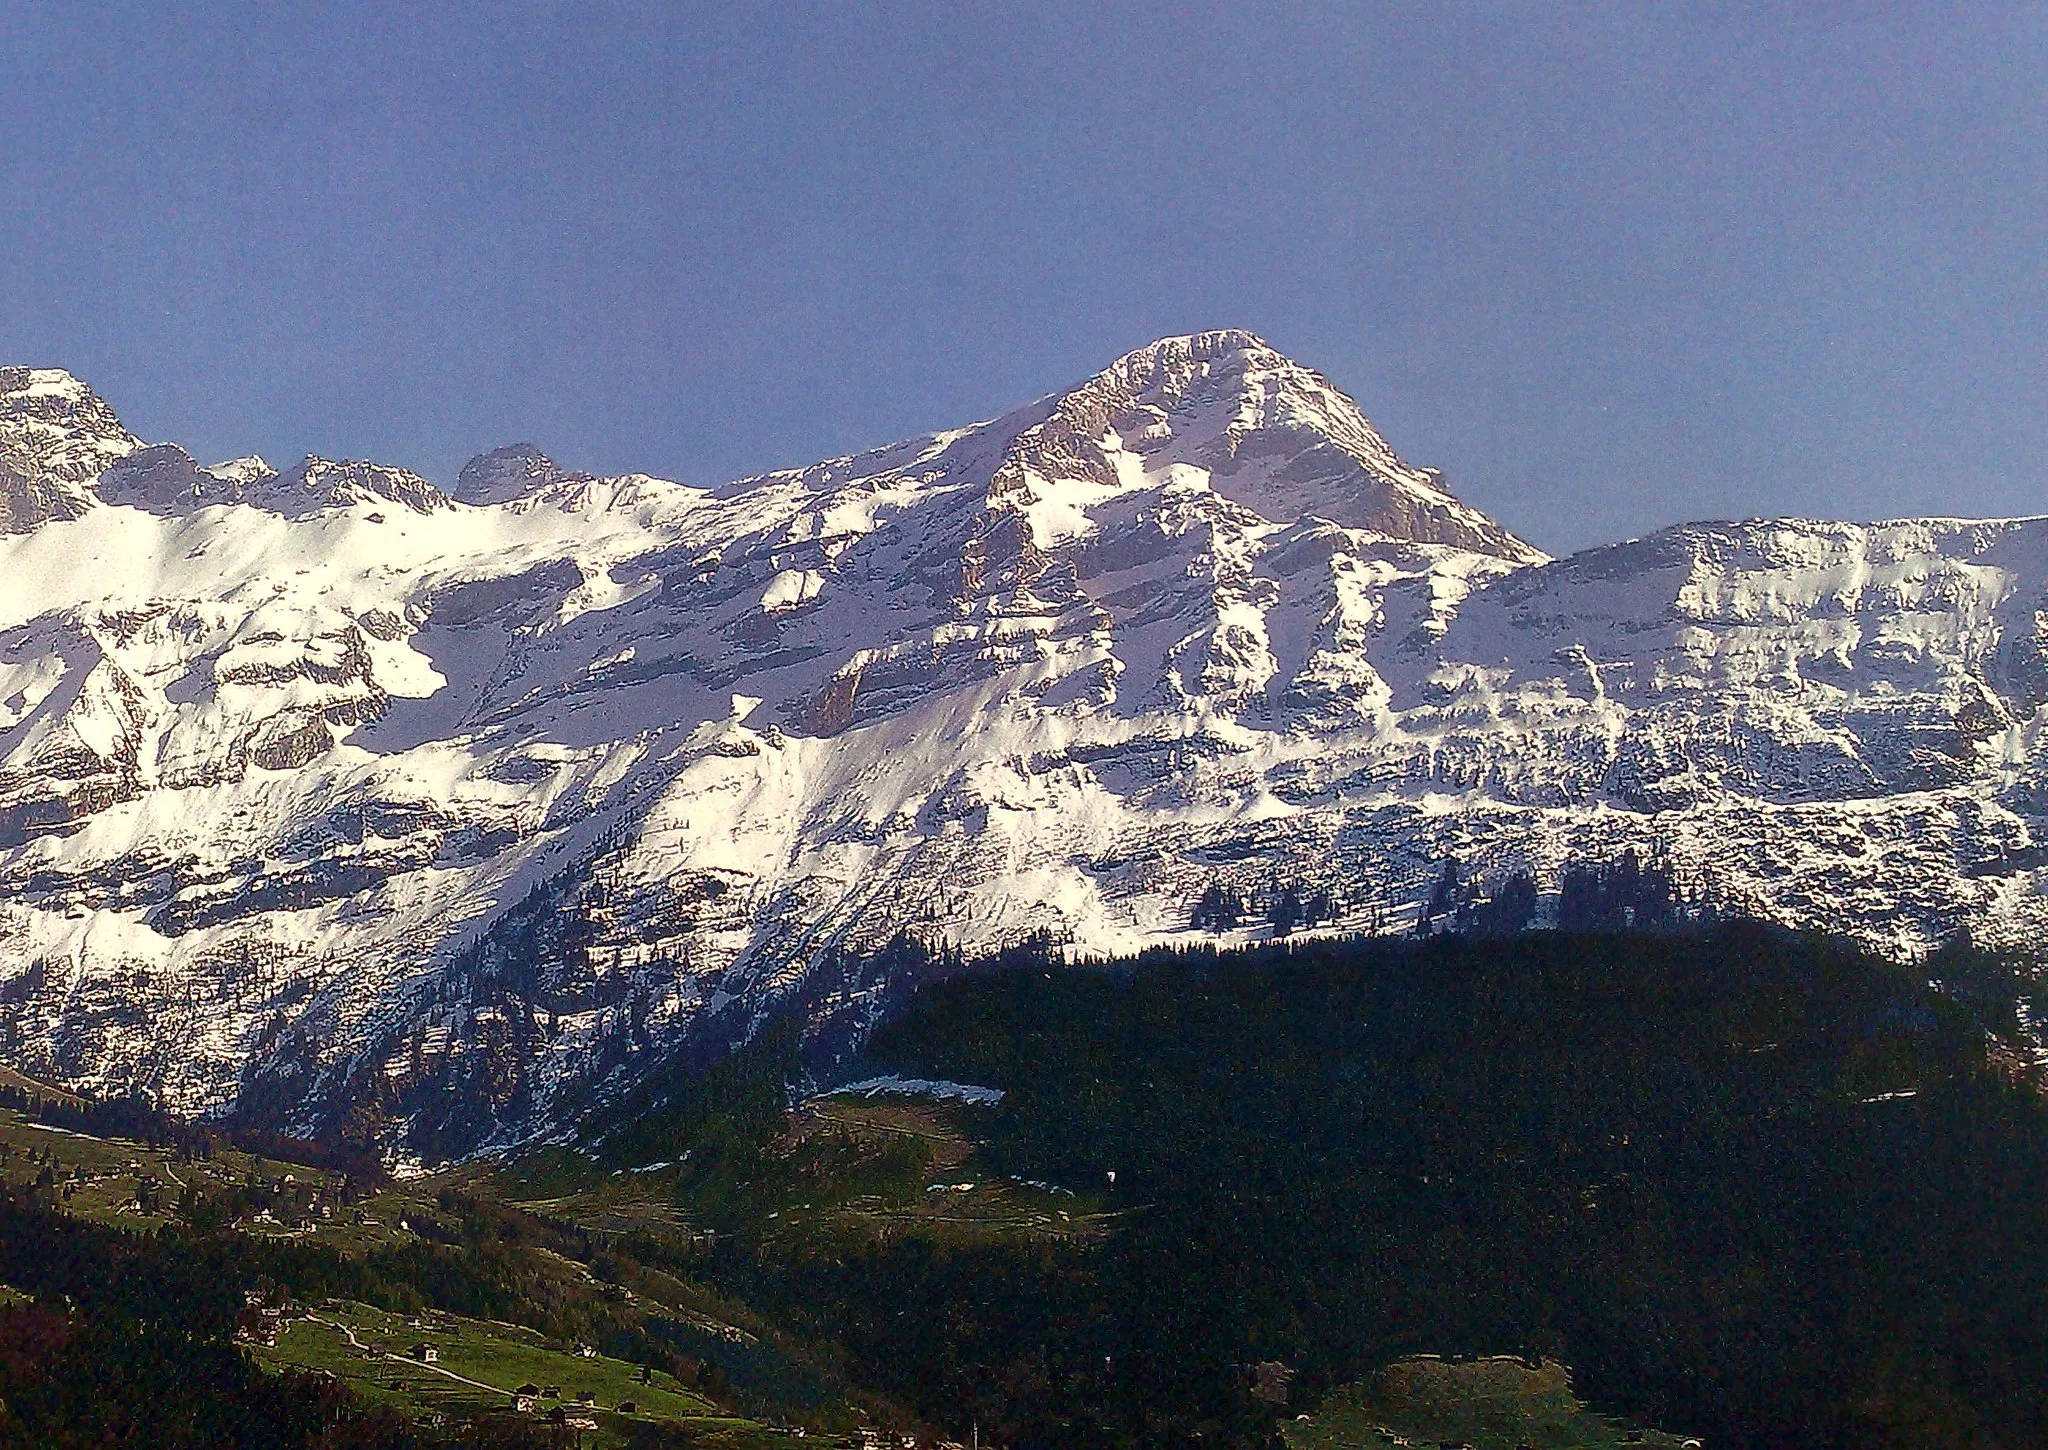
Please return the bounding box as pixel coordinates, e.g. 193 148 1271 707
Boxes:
2 3 2042 554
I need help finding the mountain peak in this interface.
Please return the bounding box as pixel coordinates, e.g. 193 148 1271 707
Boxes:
0 366 145 533
454 443 588 506
98 449 282 517
98 443 224 514
0 366 143 485
1009 330 1543 563
0 365 95 402
205 455 276 487
247 454 448 517
1104 327 1275 370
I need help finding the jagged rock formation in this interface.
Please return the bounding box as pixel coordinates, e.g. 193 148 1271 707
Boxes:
0 367 143 532
0 329 2044 1160
454 444 590 506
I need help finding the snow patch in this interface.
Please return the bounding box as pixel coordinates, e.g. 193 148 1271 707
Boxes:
821 1076 1007 1106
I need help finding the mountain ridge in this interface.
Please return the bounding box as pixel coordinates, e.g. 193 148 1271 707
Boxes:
0 332 2044 1160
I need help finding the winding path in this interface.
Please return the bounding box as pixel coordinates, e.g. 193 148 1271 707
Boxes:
305 1313 522 1401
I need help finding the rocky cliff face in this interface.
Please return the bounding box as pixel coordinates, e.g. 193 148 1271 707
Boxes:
0 330 2043 1160
0 368 144 533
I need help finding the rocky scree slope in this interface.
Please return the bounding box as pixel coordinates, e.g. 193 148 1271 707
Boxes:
0 335 2043 1160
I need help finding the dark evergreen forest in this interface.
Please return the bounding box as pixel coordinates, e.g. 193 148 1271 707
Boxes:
695 925 2048 1450
3 923 2046 1449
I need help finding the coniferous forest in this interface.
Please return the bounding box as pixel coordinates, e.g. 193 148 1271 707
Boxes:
697 925 2048 1450
4 923 2048 1449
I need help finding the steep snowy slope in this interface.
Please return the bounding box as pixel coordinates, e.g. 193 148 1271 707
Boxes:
0 329 2044 1159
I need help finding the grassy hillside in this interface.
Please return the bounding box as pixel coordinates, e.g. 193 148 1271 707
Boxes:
0 1100 855 1447
1285 1355 1700 1450
250 1299 766 1448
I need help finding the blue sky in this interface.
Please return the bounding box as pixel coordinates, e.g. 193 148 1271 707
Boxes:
3 3 2042 553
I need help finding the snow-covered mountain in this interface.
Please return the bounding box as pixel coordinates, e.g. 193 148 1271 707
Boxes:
2 333 2045 1159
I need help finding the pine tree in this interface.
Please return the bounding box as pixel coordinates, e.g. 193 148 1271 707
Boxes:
1271 884 1304 937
